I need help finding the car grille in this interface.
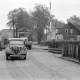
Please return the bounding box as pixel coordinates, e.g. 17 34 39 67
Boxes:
11 47 22 54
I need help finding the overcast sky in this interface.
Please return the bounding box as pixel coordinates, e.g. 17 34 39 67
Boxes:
0 0 80 30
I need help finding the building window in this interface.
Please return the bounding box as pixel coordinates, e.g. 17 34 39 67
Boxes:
65 29 68 33
70 29 73 33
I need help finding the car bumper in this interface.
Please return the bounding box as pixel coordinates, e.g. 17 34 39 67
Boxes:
9 54 26 58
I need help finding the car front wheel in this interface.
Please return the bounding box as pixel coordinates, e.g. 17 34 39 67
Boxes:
24 57 26 60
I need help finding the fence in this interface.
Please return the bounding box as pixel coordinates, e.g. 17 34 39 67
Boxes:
48 40 80 60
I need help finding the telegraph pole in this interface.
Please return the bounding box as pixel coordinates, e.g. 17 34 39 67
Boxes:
49 0 52 40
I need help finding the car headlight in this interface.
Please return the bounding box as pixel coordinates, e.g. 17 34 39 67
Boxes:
24 47 27 50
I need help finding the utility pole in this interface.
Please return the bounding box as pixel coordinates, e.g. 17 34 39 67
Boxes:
15 25 18 38
49 0 52 40
55 20 57 40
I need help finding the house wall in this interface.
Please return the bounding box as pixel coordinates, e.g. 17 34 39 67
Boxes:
0 29 13 39
51 29 58 40
56 28 64 40
0 29 13 45
56 34 63 40
47 29 58 41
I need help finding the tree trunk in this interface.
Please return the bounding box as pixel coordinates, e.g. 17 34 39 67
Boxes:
37 33 42 44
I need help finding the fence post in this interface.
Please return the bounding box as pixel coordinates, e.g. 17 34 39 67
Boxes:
76 45 78 58
62 44 64 56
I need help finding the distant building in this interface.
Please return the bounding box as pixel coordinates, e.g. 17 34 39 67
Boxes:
47 20 80 41
47 23 64 41
0 29 13 45
0 29 13 39
17 28 31 38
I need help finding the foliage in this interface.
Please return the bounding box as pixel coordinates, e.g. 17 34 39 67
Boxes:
32 4 50 44
7 8 34 37
7 8 33 30
67 15 80 23
7 9 18 28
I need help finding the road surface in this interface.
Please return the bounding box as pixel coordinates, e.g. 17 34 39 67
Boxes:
0 45 80 80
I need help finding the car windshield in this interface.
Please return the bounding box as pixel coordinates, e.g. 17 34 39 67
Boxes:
9 40 24 45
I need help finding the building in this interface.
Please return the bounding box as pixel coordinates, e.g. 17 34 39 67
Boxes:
0 29 13 45
17 28 31 38
47 23 64 41
57 21 80 40
47 20 80 41
0 29 13 38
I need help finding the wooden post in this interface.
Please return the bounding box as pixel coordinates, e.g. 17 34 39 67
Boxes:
73 45 75 57
72 44 74 57
76 45 78 58
71 44 72 57
62 44 64 56
71 44 73 57
68 45 70 56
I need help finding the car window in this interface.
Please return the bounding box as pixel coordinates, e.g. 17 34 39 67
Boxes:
9 40 24 45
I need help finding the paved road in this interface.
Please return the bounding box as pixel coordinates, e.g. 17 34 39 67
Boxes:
0 45 80 80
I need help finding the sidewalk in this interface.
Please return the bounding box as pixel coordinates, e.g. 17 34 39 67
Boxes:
52 53 80 64
38 45 80 64
45 47 80 64
61 56 80 64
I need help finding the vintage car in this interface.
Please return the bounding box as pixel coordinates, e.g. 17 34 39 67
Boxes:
0 42 2 51
5 38 27 60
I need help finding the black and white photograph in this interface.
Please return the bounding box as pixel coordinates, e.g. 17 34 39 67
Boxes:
0 0 80 80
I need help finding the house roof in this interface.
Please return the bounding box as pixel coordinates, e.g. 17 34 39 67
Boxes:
55 23 65 29
17 28 31 32
0 29 13 33
56 24 68 35
57 20 80 35
17 28 31 35
68 20 80 31
51 20 65 29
